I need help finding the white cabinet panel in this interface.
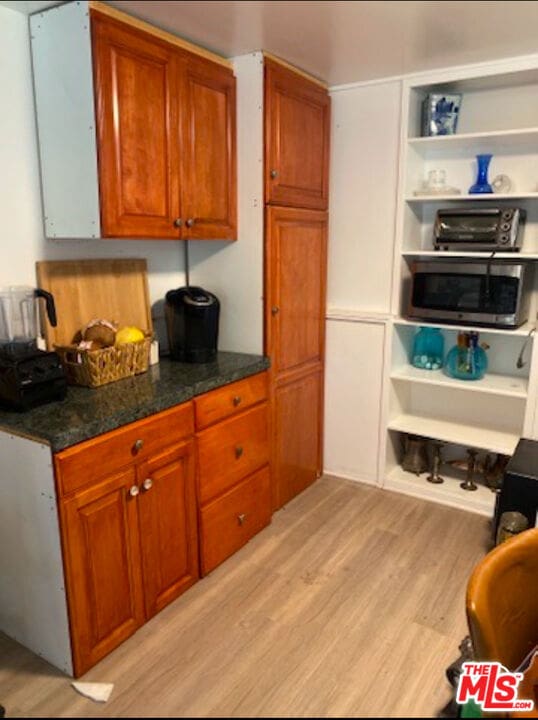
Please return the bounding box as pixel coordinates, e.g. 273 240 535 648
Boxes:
328 80 401 313
31 1 101 239
0 433 72 674
324 319 386 484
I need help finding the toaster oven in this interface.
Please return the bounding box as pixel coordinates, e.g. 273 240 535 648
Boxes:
433 207 525 251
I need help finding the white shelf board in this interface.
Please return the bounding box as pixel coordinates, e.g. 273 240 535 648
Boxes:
385 465 495 517
406 192 538 203
402 250 538 259
387 413 520 455
391 365 528 399
407 127 538 158
326 307 391 323
393 317 536 337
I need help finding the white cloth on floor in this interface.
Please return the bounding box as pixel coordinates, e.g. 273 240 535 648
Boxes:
71 681 114 703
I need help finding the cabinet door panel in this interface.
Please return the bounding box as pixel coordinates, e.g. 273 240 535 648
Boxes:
265 206 328 376
265 60 330 210
137 441 198 618
60 468 144 676
273 368 323 509
92 14 180 238
182 58 237 239
324 320 385 484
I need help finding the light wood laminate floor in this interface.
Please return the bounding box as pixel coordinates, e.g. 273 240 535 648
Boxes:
0 476 490 718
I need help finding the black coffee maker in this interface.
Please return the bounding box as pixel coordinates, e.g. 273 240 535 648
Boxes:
165 286 220 363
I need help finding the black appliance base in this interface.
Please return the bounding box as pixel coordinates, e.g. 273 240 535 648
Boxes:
169 349 218 364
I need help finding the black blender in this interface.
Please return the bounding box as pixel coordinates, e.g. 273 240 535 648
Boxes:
0 286 67 410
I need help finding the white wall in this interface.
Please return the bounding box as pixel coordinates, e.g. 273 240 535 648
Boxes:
324 79 402 484
327 80 401 314
324 319 386 484
0 6 263 354
189 53 264 355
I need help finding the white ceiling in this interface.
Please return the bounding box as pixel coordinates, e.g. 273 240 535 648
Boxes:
4 1 538 86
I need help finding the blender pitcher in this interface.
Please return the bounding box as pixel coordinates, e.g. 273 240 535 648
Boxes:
0 286 57 357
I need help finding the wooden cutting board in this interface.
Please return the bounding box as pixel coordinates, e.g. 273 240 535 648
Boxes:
36 259 152 349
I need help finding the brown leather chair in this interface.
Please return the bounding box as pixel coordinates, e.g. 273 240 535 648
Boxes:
466 527 538 672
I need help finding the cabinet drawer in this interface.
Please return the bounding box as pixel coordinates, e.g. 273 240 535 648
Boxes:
55 402 194 496
199 466 271 574
194 372 268 430
197 403 269 504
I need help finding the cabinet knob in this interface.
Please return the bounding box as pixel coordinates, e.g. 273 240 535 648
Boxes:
142 478 153 491
270 169 278 179
238 513 247 526
129 485 140 498
235 445 244 459
185 218 194 228
133 439 144 453
173 218 183 228
271 306 280 316
233 396 242 407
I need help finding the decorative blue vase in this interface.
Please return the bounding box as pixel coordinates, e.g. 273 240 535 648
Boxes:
469 154 493 194
411 327 444 370
445 332 488 381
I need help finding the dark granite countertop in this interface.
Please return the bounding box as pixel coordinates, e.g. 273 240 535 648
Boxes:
0 352 269 452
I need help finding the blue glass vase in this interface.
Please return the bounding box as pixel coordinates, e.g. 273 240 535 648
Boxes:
411 327 444 370
445 332 488 380
469 154 493 194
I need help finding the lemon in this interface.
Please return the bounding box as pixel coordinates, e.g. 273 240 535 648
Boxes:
115 326 145 345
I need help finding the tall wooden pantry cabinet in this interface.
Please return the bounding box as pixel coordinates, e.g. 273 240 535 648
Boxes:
264 58 330 509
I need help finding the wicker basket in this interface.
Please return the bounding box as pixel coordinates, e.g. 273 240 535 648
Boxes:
55 335 151 388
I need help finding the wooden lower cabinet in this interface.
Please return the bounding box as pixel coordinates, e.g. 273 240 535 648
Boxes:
56 374 271 676
199 467 271 575
197 403 269 504
56 404 198 677
59 466 145 676
137 441 198 619
272 367 323 509
195 372 272 575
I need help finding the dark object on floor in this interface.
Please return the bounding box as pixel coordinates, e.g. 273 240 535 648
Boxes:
446 635 474 687
0 704 5 717
494 438 538 542
440 636 474 719
438 697 460 718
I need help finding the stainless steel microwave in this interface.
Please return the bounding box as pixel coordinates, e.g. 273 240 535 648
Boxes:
433 208 525 251
407 260 534 328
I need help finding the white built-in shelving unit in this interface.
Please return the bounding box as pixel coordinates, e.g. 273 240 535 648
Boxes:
382 58 538 515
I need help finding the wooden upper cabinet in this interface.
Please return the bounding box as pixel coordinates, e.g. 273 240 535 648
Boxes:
92 14 181 239
91 10 236 240
182 57 237 240
265 59 330 210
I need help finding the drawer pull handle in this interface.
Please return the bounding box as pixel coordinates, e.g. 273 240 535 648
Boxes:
235 445 244 459
238 513 247 526
128 485 140 498
133 439 144 453
142 478 153 491
233 396 242 407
